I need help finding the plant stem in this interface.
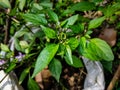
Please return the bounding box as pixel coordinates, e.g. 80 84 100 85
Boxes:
107 64 120 90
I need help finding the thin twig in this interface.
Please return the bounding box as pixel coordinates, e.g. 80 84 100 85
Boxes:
107 64 120 90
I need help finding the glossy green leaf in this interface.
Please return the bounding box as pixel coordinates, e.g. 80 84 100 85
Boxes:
32 44 59 78
70 23 84 34
78 37 87 54
21 13 47 25
49 58 62 82
14 38 22 51
0 0 11 8
65 45 73 64
71 1 95 11
61 14 78 28
65 55 83 68
90 38 114 61
5 63 16 73
47 9 59 23
19 0 26 11
19 67 30 84
0 43 10 52
67 38 79 50
27 76 39 90
83 38 114 61
40 25 56 39
88 16 105 29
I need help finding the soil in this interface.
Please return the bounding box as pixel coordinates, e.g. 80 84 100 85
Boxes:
42 62 86 90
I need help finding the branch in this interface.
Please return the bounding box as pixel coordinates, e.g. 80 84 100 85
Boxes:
107 64 120 90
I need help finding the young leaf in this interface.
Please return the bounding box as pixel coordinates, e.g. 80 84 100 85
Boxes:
65 45 73 64
27 76 39 90
19 67 30 84
67 37 79 50
14 38 22 51
47 9 59 23
0 0 11 8
21 13 47 25
32 44 59 78
71 1 95 11
49 58 62 82
40 25 56 39
19 0 26 11
0 43 10 52
88 16 105 29
61 14 78 28
65 55 83 68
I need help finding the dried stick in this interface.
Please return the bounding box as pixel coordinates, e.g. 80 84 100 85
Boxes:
107 64 120 90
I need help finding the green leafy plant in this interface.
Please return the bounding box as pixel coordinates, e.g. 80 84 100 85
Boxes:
1 0 119 89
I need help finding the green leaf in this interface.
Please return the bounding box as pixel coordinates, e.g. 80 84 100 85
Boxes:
70 23 84 34
65 55 83 68
19 40 29 49
0 0 11 8
40 25 56 39
61 14 78 28
83 38 114 61
47 9 59 24
40 2 53 8
19 67 30 84
32 44 59 78
0 43 10 52
21 13 47 25
90 38 114 61
78 37 87 54
65 45 73 64
49 58 62 82
71 1 95 11
67 38 79 50
19 0 26 11
88 16 105 29
101 61 112 73
5 62 16 73
14 29 28 38
14 38 22 51
27 76 39 90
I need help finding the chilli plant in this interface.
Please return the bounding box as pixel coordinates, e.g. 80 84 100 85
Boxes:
0 0 120 89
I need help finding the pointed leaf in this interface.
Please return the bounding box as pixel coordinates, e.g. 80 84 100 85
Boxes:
65 55 83 68
89 38 114 61
47 9 59 23
32 44 59 78
19 0 26 11
88 16 105 29
0 0 11 8
19 67 30 84
21 13 47 25
49 58 62 82
27 77 39 90
71 1 95 11
67 37 79 50
40 25 56 39
78 37 87 54
82 38 114 61
65 45 73 64
1 43 10 52
61 14 78 28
